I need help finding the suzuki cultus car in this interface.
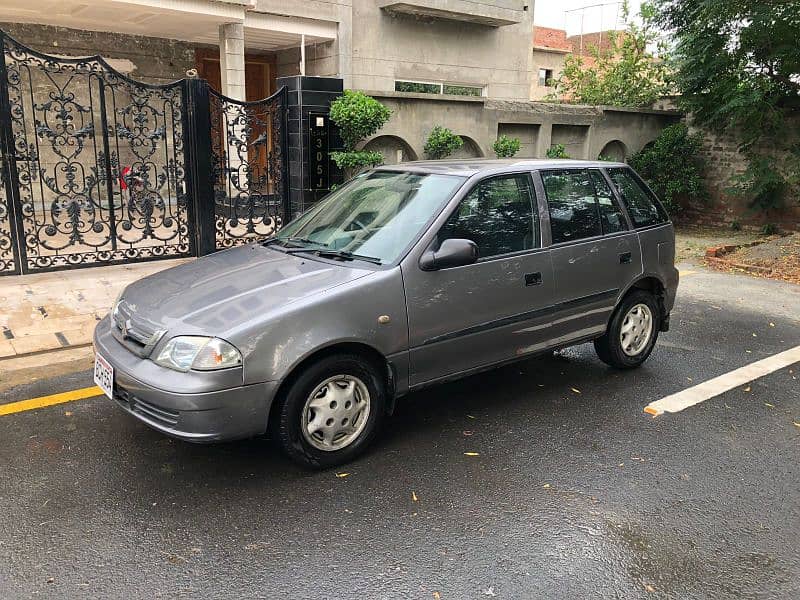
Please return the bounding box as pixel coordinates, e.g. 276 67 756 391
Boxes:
94 160 678 468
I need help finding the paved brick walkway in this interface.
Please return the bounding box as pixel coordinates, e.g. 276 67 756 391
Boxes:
0 259 190 359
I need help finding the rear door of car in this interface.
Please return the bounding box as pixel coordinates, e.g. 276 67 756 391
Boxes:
403 171 556 386
605 166 675 284
537 167 643 345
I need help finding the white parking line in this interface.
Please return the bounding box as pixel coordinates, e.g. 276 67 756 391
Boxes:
644 345 800 416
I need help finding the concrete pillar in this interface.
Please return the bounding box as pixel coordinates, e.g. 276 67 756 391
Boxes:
278 76 344 217
335 12 353 88
537 122 553 158
219 23 246 101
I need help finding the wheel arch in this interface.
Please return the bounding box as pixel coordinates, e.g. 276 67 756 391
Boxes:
617 274 669 324
268 341 396 432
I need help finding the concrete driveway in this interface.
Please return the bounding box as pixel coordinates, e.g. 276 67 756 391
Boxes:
0 265 798 599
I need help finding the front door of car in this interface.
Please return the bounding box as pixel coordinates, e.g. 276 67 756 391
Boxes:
402 172 555 387
540 168 642 344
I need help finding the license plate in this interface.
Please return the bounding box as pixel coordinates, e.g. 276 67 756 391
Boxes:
93 353 114 400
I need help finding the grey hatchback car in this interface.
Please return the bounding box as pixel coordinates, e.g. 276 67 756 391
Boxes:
93 159 678 468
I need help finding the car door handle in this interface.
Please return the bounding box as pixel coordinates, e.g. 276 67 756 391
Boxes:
525 272 542 286
619 252 632 264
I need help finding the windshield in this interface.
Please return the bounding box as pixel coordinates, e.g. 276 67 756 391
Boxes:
274 171 466 264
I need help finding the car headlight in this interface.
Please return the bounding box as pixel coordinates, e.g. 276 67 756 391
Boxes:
154 336 242 372
111 290 124 320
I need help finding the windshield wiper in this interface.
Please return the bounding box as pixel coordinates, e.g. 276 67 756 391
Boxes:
263 236 327 248
266 238 381 264
287 236 328 248
313 249 383 265
263 237 330 255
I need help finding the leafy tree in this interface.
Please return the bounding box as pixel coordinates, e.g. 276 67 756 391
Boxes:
545 144 570 159
424 126 463 159
548 1 671 107
728 156 789 213
492 135 522 158
329 90 392 178
651 0 800 210
629 123 708 214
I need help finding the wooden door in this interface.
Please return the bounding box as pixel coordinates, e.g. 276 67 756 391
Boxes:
195 49 275 100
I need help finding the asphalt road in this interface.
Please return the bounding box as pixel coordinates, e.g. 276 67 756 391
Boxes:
1 266 798 599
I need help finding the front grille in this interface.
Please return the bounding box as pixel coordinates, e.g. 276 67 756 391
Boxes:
114 387 179 428
111 301 165 357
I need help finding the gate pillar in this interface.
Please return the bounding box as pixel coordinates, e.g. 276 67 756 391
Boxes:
277 76 344 219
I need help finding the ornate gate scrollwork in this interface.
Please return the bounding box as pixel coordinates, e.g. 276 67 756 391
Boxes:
0 159 17 273
209 87 287 250
0 31 289 275
0 33 192 273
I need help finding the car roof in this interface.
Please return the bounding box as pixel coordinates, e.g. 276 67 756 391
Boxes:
373 158 628 177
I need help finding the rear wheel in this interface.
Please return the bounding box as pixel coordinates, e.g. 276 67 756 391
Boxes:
594 290 660 369
274 354 386 469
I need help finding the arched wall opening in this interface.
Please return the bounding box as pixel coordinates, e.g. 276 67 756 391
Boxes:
598 140 627 162
362 135 418 164
451 135 484 159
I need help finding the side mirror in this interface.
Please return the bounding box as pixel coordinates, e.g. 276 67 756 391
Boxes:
419 238 479 271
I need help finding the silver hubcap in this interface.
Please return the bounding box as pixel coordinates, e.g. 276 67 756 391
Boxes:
301 375 371 452
620 303 654 356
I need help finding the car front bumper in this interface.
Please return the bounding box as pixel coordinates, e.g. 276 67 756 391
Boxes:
93 316 278 442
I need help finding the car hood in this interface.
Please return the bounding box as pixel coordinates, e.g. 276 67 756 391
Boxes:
119 245 373 336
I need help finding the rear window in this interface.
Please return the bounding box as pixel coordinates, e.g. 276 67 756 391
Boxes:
607 168 668 228
540 169 602 244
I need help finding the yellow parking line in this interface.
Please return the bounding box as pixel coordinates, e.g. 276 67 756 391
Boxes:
0 386 102 416
680 269 697 276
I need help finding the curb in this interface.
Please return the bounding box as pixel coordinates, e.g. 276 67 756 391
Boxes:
0 345 95 392
704 239 774 275
0 341 93 362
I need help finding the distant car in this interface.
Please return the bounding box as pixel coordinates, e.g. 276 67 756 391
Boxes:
94 159 678 468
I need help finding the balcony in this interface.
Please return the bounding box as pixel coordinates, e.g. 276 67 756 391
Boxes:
378 0 525 27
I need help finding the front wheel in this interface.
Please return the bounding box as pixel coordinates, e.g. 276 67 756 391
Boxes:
274 354 387 469
594 290 660 369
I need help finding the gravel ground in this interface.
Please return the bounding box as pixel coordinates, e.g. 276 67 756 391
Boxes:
674 225 761 263
726 233 800 284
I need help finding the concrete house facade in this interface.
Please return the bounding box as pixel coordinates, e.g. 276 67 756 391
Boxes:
0 0 676 166
530 26 571 101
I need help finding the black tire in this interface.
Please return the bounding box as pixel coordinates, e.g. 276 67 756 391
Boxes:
274 354 387 469
594 289 661 369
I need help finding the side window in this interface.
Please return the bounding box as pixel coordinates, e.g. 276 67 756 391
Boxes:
439 173 538 258
607 168 667 228
590 170 628 234
541 169 601 244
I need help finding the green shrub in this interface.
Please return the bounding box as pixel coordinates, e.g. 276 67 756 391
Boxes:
329 90 391 151
424 126 463 159
328 90 391 178
545 144 570 159
628 123 707 215
729 155 788 212
761 223 779 235
492 135 522 158
329 150 385 172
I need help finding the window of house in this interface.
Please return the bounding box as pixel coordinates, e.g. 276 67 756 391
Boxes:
606 168 668 228
443 84 483 97
395 80 485 97
395 81 442 94
438 174 538 259
541 169 602 244
538 68 554 87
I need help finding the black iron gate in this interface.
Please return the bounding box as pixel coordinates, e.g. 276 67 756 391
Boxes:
0 32 288 275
